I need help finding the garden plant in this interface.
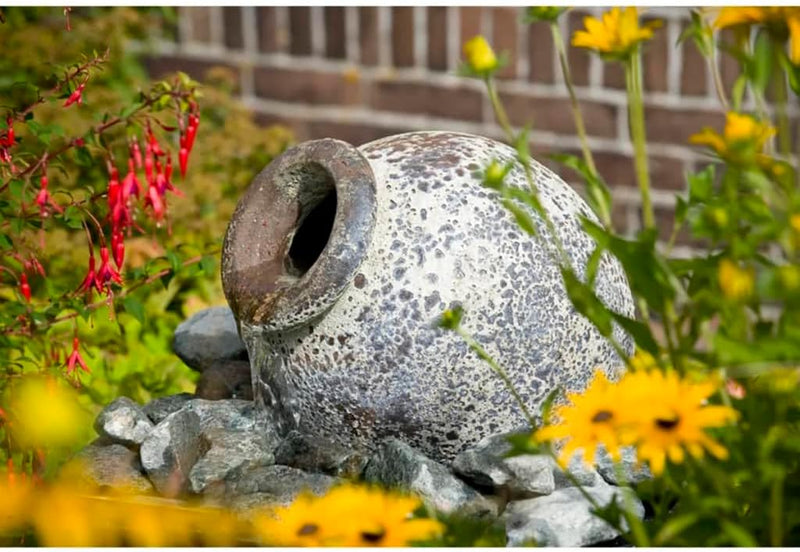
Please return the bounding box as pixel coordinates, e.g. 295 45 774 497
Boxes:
1 5 799 547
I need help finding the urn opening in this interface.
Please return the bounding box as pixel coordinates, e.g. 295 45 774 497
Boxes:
285 169 338 278
222 138 377 330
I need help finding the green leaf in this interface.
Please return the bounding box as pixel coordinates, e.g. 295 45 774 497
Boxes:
200 255 216 277
61 205 84 229
720 520 758 547
165 250 182 274
437 305 464 330
654 513 700 545
732 75 747 111
122 297 146 326
502 198 537 236
687 164 715 203
560 267 613 337
714 334 800 365
550 153 612 225
610 312 659 356
750 30 774 95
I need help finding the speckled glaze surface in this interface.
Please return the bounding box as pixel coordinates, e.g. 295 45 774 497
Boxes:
222 131 633 462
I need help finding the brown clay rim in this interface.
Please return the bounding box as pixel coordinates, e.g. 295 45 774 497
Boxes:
221 138 377 330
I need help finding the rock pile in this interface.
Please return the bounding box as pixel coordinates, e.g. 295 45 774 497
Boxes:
76 393 646 547
70 306 648 546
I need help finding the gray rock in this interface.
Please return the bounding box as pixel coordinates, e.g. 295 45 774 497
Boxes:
273 430 367 478
70 443 153 493
142 393 194 424
453 431 595 497
93 397 154 447
195 360 253 400
364 438 494 515
173 307 248 372
226 464 338 506
504 481 645 547
189 429 276 496
552 455 599 489
180 398 265 436
139 409 209 496
596 446 652 485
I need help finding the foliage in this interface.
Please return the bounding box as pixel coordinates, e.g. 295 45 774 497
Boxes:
452 5 800 547
0 6 292 480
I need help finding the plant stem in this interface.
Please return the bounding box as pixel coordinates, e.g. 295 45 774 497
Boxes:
624 51 655 230
455 325 536 427
710 43 730 111
486 77 514 142
773 49 791 158
550 23 599 176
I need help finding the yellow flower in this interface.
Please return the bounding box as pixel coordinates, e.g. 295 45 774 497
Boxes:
791 214 800 234
0 480 34 533
619 370 739 475
712 7 800 64
572 7 662 58
690 112 776 167
252 484 443 547
463 35 498 74
629 349 658 371
718 258 755 301
535 369 629 466
9 376 90 449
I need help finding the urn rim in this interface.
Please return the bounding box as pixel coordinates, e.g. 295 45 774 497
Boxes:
221 138 377 330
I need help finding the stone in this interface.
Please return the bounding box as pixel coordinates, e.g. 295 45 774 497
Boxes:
93 397 154 447
142 393 194 425
225 464 338 506
69 443 153 494
223 132 635 462
363 438 494 515
552 455 599 489
179 399 279 445
273 430 367 478
596 446 652 485
504 482 645 547
139 409 209 497
172 306 247 372
452 431 594 498
189 429 275 496
195 360 254 400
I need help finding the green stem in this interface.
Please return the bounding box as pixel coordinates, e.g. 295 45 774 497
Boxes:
486 77 514 142
773 46 791 158
455 326 536 427
550 25 596 174
710 42 730 111
770 476 784 547
624 51 654 230
612 460 650 547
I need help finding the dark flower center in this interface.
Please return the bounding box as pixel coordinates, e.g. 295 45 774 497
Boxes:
297 523 319 536
360 528 386 543
655 415 680 430
591 410 614 423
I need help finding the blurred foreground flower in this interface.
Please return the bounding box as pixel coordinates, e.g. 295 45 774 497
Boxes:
536 366 738 476
712 7 800 64
572 7 661 59
252 484 443 546
690 112 776 168
8 377 89 449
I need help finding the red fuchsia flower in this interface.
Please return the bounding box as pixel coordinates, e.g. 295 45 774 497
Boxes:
178 146 189 178
35 172 63 218
20 273 31 302
66 336 90 375
96 245 123 292
145 182 166 224
77 250 101 296
121 158 140 202
1 117 14 147
24 255 46 277
131 138 143 169
144 143 154 185
63 80 87 108
147 123 165 157
111 229 125 268
107 165 120 210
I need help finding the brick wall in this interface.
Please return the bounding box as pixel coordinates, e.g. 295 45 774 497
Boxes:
144 6 794 248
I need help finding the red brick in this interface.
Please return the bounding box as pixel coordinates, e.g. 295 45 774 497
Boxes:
460 7 483 45
253 66 361 106
392 7 415 67
223 7 243 50
144 55 240 86
257 7 279 53
325 7 346 60
371 80 484 122
528 21 554 84
680 22 708 96
645 106 724 146
642 16 668 93
718 29 739 93
492 7 518 79
307 121 408 146
427 7 448 71
567 10 592 87
289 7 312 56
359 7 379 66
499 92 617 138
604 62 625 90
252 111 310 142
184 7 212 43
594 152 686 192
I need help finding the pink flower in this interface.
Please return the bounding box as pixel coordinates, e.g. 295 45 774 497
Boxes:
63 81 86 108
66 337 90 375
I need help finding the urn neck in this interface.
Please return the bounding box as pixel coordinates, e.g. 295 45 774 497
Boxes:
222 138 376 330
